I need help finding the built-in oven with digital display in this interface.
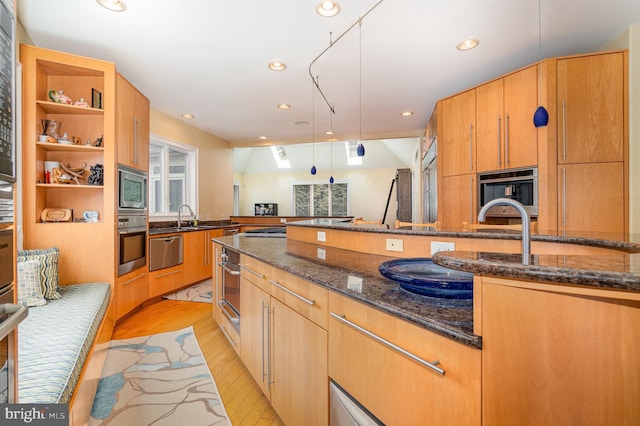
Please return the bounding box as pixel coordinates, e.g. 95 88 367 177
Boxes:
478 167 538 218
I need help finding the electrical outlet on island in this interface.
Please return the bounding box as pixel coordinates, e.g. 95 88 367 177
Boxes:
431 241 455 256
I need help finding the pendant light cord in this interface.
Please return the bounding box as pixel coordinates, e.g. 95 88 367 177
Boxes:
359 18 362 144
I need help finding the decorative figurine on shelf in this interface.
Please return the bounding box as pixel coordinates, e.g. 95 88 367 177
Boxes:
73 98 89 108
48 89 72 105
93 135 103 147
44 120 61 141
87 163 104 186
57 132 72 144
60 163 87 185
72 136 82 145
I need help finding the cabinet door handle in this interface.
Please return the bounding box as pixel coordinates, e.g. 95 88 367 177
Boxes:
239 264 264 279
562 100 567 161
155 269 182 279
497 115 501 167
505 114 510 167
133 117 138 166
268 279 315 305
469 175 474 224
469 123 474 171
262 300 268 383
562 166 567 229
330 312 445 376
123 272 146 284
219 262 240 275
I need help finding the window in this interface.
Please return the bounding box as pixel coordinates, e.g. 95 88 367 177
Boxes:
149 134 197 218
293 181 349 216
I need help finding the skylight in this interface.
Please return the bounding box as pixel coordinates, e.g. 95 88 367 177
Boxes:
270 145 291 169
345 141 363 166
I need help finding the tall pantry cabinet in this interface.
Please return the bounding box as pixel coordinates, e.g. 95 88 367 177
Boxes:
21 44 116 284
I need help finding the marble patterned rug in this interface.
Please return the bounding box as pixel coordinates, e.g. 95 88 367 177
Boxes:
89 327 230 426
163 280 213 303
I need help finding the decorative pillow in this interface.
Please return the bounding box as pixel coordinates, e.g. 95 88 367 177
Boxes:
17 258 46 307
17 247 61 300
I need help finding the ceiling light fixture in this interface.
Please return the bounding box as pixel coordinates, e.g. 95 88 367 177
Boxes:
325 130 334 135
310 79 317 175
401 111 414 117
456 38 479 51
533 0 549 128
277 104 291 110
316 1 341 17
295 121 309 126
258 136 268 140
96 0 127 12
356 19 365 157
180 113 194 119
268 62 286 71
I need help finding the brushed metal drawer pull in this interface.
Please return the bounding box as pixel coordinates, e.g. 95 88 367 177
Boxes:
220 262 240 275
330 312 445 376
239 263 264 279
269 279 316 305
155 269 182 279
123 272 146 285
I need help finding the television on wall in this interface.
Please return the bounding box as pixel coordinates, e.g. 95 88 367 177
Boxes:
255 203 278 216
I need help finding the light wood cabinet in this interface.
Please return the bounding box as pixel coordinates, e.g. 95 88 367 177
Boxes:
439 89 476 177
20 44 116 285
239 256 329 426
183 229 220 285
476 65 538 173
148 263 184 298
481 277 640 426
556 52 625 164
558 162 625 233
115 73 149 171
441 173 475 229
328 292 481 426
115 269 147 319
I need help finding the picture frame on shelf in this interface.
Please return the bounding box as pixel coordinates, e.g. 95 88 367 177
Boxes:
92 88 102 109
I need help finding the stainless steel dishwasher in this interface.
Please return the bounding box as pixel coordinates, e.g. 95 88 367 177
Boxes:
149 235 183 271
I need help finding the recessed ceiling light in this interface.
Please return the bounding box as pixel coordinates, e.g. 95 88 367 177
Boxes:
294 121 309 126
268 62 287 71
259 136 268 140
277 104 291 110
96 0 126 12
181 113 194 119
316 1 341 17
401 111 414 117
457 38 479 51
325 130 334 135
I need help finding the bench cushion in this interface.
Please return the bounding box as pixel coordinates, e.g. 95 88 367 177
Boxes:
18 282 111 404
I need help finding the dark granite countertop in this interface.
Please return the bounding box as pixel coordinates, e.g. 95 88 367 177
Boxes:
212 235 481 349
149 222 240 236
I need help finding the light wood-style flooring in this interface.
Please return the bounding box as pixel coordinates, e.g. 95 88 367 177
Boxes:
113 299 284 425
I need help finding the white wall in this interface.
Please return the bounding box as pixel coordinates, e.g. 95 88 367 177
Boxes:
239 167 404 225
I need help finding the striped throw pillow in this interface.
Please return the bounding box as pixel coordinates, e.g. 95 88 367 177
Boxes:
17 258 47 307
17 247 62 300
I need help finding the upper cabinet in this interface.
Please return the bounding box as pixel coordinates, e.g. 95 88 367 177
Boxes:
116 73 149 171
556 52 625 164
440 89 476 177
476 65 538 173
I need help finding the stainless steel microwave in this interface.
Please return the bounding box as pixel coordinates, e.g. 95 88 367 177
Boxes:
478 167 538 217
118 164 147 213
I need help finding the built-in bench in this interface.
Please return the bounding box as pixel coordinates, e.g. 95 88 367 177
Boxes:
17 282 113 422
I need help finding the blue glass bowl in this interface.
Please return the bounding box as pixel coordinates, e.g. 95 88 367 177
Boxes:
379 258 473 299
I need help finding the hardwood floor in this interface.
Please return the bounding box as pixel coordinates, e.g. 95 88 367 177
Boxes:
112 299 284 425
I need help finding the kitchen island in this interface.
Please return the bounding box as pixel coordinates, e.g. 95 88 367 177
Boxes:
212 219 640 426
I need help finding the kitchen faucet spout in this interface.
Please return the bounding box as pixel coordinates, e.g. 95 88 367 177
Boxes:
177 204 195 229
478 198 531 265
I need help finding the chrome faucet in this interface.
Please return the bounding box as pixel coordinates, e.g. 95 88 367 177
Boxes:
478 198 531 265
177 204 195 229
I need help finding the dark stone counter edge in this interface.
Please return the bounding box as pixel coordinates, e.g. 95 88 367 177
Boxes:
286 222 640 253
434 251 640 292
212 238 483 349
149 223 240 235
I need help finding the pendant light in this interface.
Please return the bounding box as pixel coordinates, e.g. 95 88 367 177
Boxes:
329 140 334 184
356 18 366 157
310 78 317 175
533 0 549 128
329 104 335 184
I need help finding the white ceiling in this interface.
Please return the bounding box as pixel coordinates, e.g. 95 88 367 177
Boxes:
16 0 640 151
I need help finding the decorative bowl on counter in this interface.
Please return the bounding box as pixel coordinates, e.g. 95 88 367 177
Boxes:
378 258 473 299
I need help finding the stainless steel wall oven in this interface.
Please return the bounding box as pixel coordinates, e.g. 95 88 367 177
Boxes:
218 247 240 329
117 213 147 276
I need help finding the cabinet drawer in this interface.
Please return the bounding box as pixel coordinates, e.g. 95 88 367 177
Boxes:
239 255 273 294
270 269 328 330
116 270 148 319
328 292 481 426
149 264 184 298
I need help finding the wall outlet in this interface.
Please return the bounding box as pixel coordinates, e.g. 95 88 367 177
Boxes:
222 214 230 220
431 241 455 255
317 248 326 260
317 231 326 242
386 238 404 252
280 218 287 223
